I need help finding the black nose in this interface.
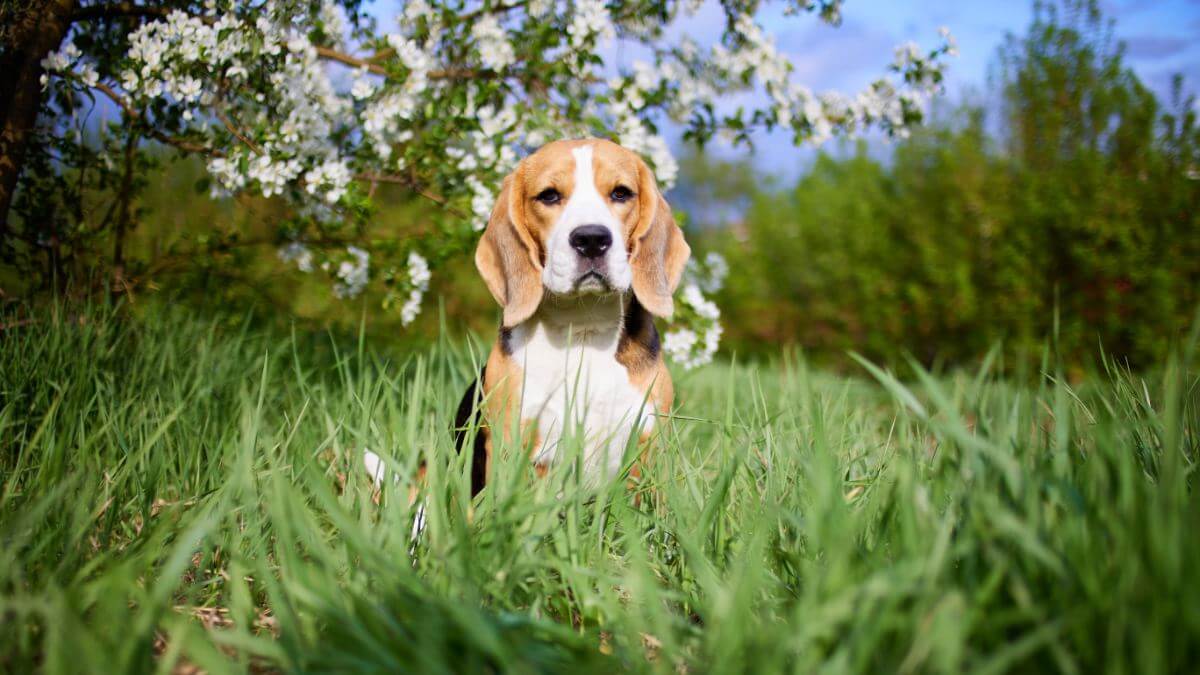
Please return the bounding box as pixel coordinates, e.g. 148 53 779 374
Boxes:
568 225 612 259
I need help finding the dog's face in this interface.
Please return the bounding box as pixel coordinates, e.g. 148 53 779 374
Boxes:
475 138 690 327
526 141 639 296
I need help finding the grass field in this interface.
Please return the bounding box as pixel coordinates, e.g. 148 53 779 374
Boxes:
1 304 1197 674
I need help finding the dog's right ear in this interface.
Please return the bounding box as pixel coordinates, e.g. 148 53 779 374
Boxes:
474 169 544 327
629 155 690 318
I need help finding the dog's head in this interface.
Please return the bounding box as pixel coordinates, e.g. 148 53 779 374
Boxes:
475 138 691 327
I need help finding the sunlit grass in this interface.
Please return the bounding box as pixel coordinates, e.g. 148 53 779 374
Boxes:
1 303 1197 673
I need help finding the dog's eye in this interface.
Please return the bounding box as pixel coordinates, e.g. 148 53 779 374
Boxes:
610 186 634 203
534 188 561 205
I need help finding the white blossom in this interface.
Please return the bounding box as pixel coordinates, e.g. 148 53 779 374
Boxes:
663 270 724 369
403 0 438 24
465 175 494 230
528 0 555 18
77 62 99 88
387 34 434 75
938 26 959 58
472 16 515 71
319 0 348 46
568 0 616 52
278 241 314 272
682 284 719 320
400 251 432 325
663 328 699 366
305 158 352 204
334 246 370 298
247 155 303 198
120 70 140 92
207 156 247 195
362 91 421 160
40 41 80 73
350 67 377 100
610 103 679 188
39 40 81 88
698 252 728 293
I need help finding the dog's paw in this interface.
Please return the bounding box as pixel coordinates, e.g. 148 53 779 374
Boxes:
362 448 384 486
362 449 425 547
362 448 400 487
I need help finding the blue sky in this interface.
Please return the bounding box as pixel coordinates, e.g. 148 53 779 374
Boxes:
636 0 1200 175
777 0 1200 100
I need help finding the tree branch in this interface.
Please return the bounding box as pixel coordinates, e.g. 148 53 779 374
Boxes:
313 45 501 81
111 125 138 298
354 172 466 218
313 46 388 76
214 105 260 154
90 80 221 156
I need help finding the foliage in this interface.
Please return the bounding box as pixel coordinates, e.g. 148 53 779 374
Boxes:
1 303 1198 672
706 0 1200 369
3 0 955 368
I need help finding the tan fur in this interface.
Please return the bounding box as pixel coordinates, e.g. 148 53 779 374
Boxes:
630 191 690 318
475 174 544 327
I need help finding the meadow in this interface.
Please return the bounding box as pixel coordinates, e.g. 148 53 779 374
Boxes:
1 304 1196 673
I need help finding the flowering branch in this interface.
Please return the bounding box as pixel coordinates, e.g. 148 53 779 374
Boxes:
353 172 466 217
314 46 503 81
29 0 957 368
213 105 260 154
90 80 219 156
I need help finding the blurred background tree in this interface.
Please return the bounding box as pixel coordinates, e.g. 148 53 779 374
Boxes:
702 0 1200 370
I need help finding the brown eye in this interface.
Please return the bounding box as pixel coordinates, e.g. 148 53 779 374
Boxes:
534 188 561 205
610 185 634 203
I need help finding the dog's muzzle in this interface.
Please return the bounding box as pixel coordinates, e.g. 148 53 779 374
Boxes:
569 225 615 291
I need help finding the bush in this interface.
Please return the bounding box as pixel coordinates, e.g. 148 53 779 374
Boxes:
705 1 1200 369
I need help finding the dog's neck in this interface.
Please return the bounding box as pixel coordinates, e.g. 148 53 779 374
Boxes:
506 292 655 481
528 292 627 344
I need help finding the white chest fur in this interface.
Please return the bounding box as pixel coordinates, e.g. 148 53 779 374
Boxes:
508 295 652 480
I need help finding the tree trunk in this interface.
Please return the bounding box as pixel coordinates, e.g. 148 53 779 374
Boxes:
0 0 77 237
111 127 138 297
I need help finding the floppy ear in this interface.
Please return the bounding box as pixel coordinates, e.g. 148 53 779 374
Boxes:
629 159 691 317
474 170 544 327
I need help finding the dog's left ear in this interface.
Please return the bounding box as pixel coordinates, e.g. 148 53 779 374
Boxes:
475 169 544 327
629 157 690 317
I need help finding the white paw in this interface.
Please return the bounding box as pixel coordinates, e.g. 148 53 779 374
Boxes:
362 448 388 487
362 450 425 546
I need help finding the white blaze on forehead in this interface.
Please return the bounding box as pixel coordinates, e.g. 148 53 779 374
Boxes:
540 143 633 294
566 145 605 217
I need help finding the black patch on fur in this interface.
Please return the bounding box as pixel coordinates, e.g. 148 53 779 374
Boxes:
499 326 513 355
623 295 659 359
453 367 488 496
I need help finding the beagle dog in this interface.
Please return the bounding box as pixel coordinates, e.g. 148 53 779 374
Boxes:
454 138 691 495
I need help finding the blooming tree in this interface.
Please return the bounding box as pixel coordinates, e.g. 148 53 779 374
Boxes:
6 0 955 368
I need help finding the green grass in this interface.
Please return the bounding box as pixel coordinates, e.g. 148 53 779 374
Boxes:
1 304 1197 674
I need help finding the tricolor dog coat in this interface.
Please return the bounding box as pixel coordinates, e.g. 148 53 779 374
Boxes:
456 138 691 494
